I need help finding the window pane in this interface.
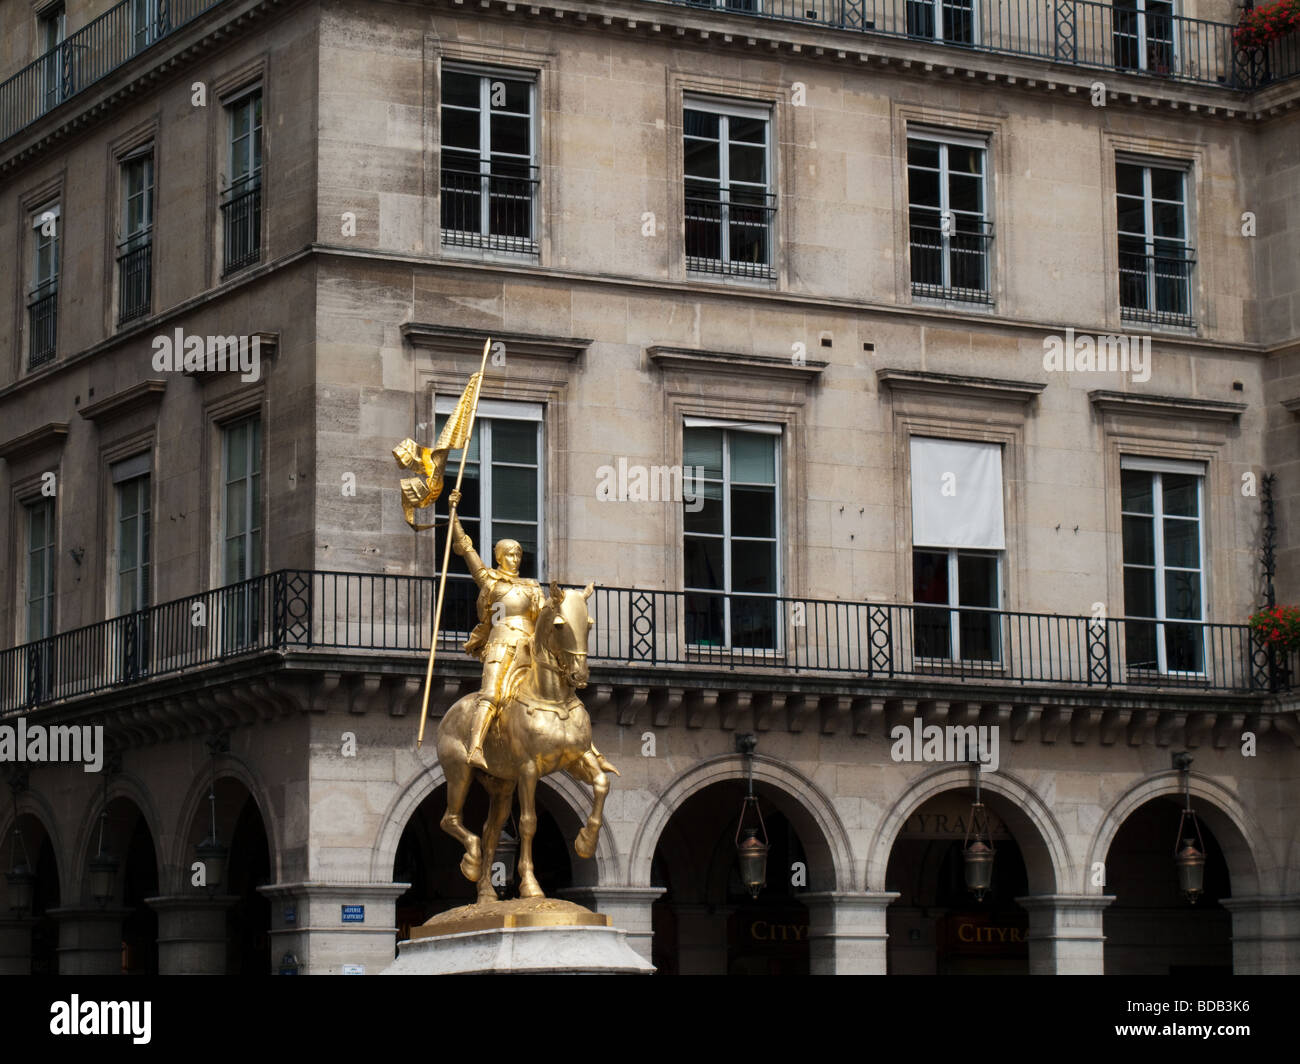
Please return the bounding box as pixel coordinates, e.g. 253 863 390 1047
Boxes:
946 145 982 175
1116 163 1144 197
491 420 536 463
913 550 949 604
731 486 774 538
684 535 724 590
684 480 723 535
490 113 529 158
907 139 940 169
684 109 719 139
908 166 940 207
684 428 723 479
1164 570 1201 620
728 143 766 186
948 173 982 215
1163 518 1199 568
684 137 720 181
492 465 537 521
728 115 766 145
1120 469 1153 513
957 553 997 607
1122 514 1154 565
442 71 480 108
731 540 775 594
1123 566 1156 617
1149 167 1183 203
730 433 774 482
1161 473 1198 517
442 107 480 151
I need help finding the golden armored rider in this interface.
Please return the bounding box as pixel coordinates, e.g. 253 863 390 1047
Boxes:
448 493 546 771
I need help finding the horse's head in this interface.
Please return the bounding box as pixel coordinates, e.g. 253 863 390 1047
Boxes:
538 580 594 690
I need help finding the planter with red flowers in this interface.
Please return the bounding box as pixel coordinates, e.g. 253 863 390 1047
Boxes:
1234 0 1300 51
1247 605 1300 653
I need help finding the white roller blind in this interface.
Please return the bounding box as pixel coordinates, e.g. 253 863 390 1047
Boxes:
910 437 1005 549
1120 455 1204 476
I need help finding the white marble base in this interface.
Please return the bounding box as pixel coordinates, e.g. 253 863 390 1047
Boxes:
384 924 656 975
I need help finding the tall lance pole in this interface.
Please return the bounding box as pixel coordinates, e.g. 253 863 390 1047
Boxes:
417 337 492 748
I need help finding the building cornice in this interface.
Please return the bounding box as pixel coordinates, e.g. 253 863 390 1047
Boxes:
0 420 69 462
77 379 168 423
401 323 591 361
876 369 1044 405
648 345 827 382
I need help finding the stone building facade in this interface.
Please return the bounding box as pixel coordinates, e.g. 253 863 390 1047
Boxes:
0 0 1298 974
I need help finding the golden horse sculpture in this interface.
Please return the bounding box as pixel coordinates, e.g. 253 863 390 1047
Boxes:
436 580 618 903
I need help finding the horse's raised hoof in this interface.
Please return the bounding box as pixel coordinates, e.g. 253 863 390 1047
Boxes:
460 852 482 883
575 825 599 859
518 874 544 899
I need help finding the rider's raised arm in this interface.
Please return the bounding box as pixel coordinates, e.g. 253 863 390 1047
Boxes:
450 513 489 585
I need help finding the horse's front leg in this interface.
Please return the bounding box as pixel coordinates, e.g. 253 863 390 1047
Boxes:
477 776 516 904
439 756 481 883
516 761 543 898
567 749 608 860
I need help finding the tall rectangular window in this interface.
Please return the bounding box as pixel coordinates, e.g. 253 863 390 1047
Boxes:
114 458 151 615
28 203 59 369
1121 458 1205 674
1117 161 1194 327
433 403 544 631
906 0 976 44
684 100 775 279
38 4 66 113
26 499 56 641
117 151 154 324
907 135 991 303
221 90 262 275
440 69 538 252
222 417 262 650
909 437 1004 662
683 422 780 650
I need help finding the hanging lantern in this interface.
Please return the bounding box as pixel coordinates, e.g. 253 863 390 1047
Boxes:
733 733 769 899
1172 752 1207 904
962 762 996 900
195 835 229 892
88 851 119 906
6 864 35 915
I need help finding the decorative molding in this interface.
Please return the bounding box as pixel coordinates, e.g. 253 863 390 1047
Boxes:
877 368 1044 404
184 332 278 382
1088 389 1246 422
1281 396 1300 414
402 323 591 362
648 345 826 382
78 379 168 423
0 421 69 462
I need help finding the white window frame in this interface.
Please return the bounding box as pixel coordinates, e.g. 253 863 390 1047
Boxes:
906 0 980 45
1112 0 1179 73
683 95 775 276
1116 158 1193 325
682 417 782 651
221 416 263 585
433 397 546 580
1119 455 1206 676
911 547 1002 663
906 130 991 301
439 65 538 247
226 89 263 191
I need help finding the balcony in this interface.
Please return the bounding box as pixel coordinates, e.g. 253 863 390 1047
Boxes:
1119 246 1196 328
116 232 152 324
26 281 58 369
685 187 778 279
0 570 1290 714
909 218 994 304
0 0 227 144
661 0 1300 89
220 176 261 275
440 165 540 254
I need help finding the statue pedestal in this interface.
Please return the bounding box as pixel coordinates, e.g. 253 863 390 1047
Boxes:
383 898 654 975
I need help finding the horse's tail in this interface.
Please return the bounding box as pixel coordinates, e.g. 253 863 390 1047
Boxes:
591 744 620 777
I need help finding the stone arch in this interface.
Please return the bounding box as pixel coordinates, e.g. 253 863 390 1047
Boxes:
170 754 280 891
628 754 855 892
1088 771 1274 896
370 763 620 885
866 765 1071 894
0 788 63 899
68 772 164 892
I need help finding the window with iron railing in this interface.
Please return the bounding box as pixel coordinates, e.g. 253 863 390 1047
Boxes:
130 0 169 54
27 203 59 369
222 416 263 650
1117 160 1194 327
38 3 67 114
907 0 976 45
684 101 776 279
1113 0 1177 75
907 135 992 303
221 90 262 276
440 68 538 253
117 151 153 324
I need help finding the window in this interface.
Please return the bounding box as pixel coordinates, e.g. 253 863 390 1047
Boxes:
1117 161 1194 327
683 422 780 650
28 204 59 369
222 417 262 648
114 458 151 615
1121 458 1205 674
38 4 67 113
684 100 775 279
25 497 56 701
117 151 154 324
906 0 976 44
440 69 538 252
1113 0 1176 74
130 0 167 53
907 135 992 303
909 437 1004 662
221 90 262 275
433 402 544 631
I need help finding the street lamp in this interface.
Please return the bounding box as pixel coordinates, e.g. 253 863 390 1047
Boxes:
962 761 996 900
88 775 119 907
194 735 229 893
1172 752 1207 904
733 733 769 898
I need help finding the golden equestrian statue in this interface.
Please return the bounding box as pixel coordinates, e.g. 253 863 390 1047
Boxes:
392 343 617 905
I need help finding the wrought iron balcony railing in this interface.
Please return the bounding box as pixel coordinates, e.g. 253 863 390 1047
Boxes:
1119 246 1195 327
440 165 540 253
0 0 226 144
116 232 153 324
0 570 1291 713
220 176 261 275
685 188 778 279
909 218 994 303
659 0 1299 88
26 281 58 368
